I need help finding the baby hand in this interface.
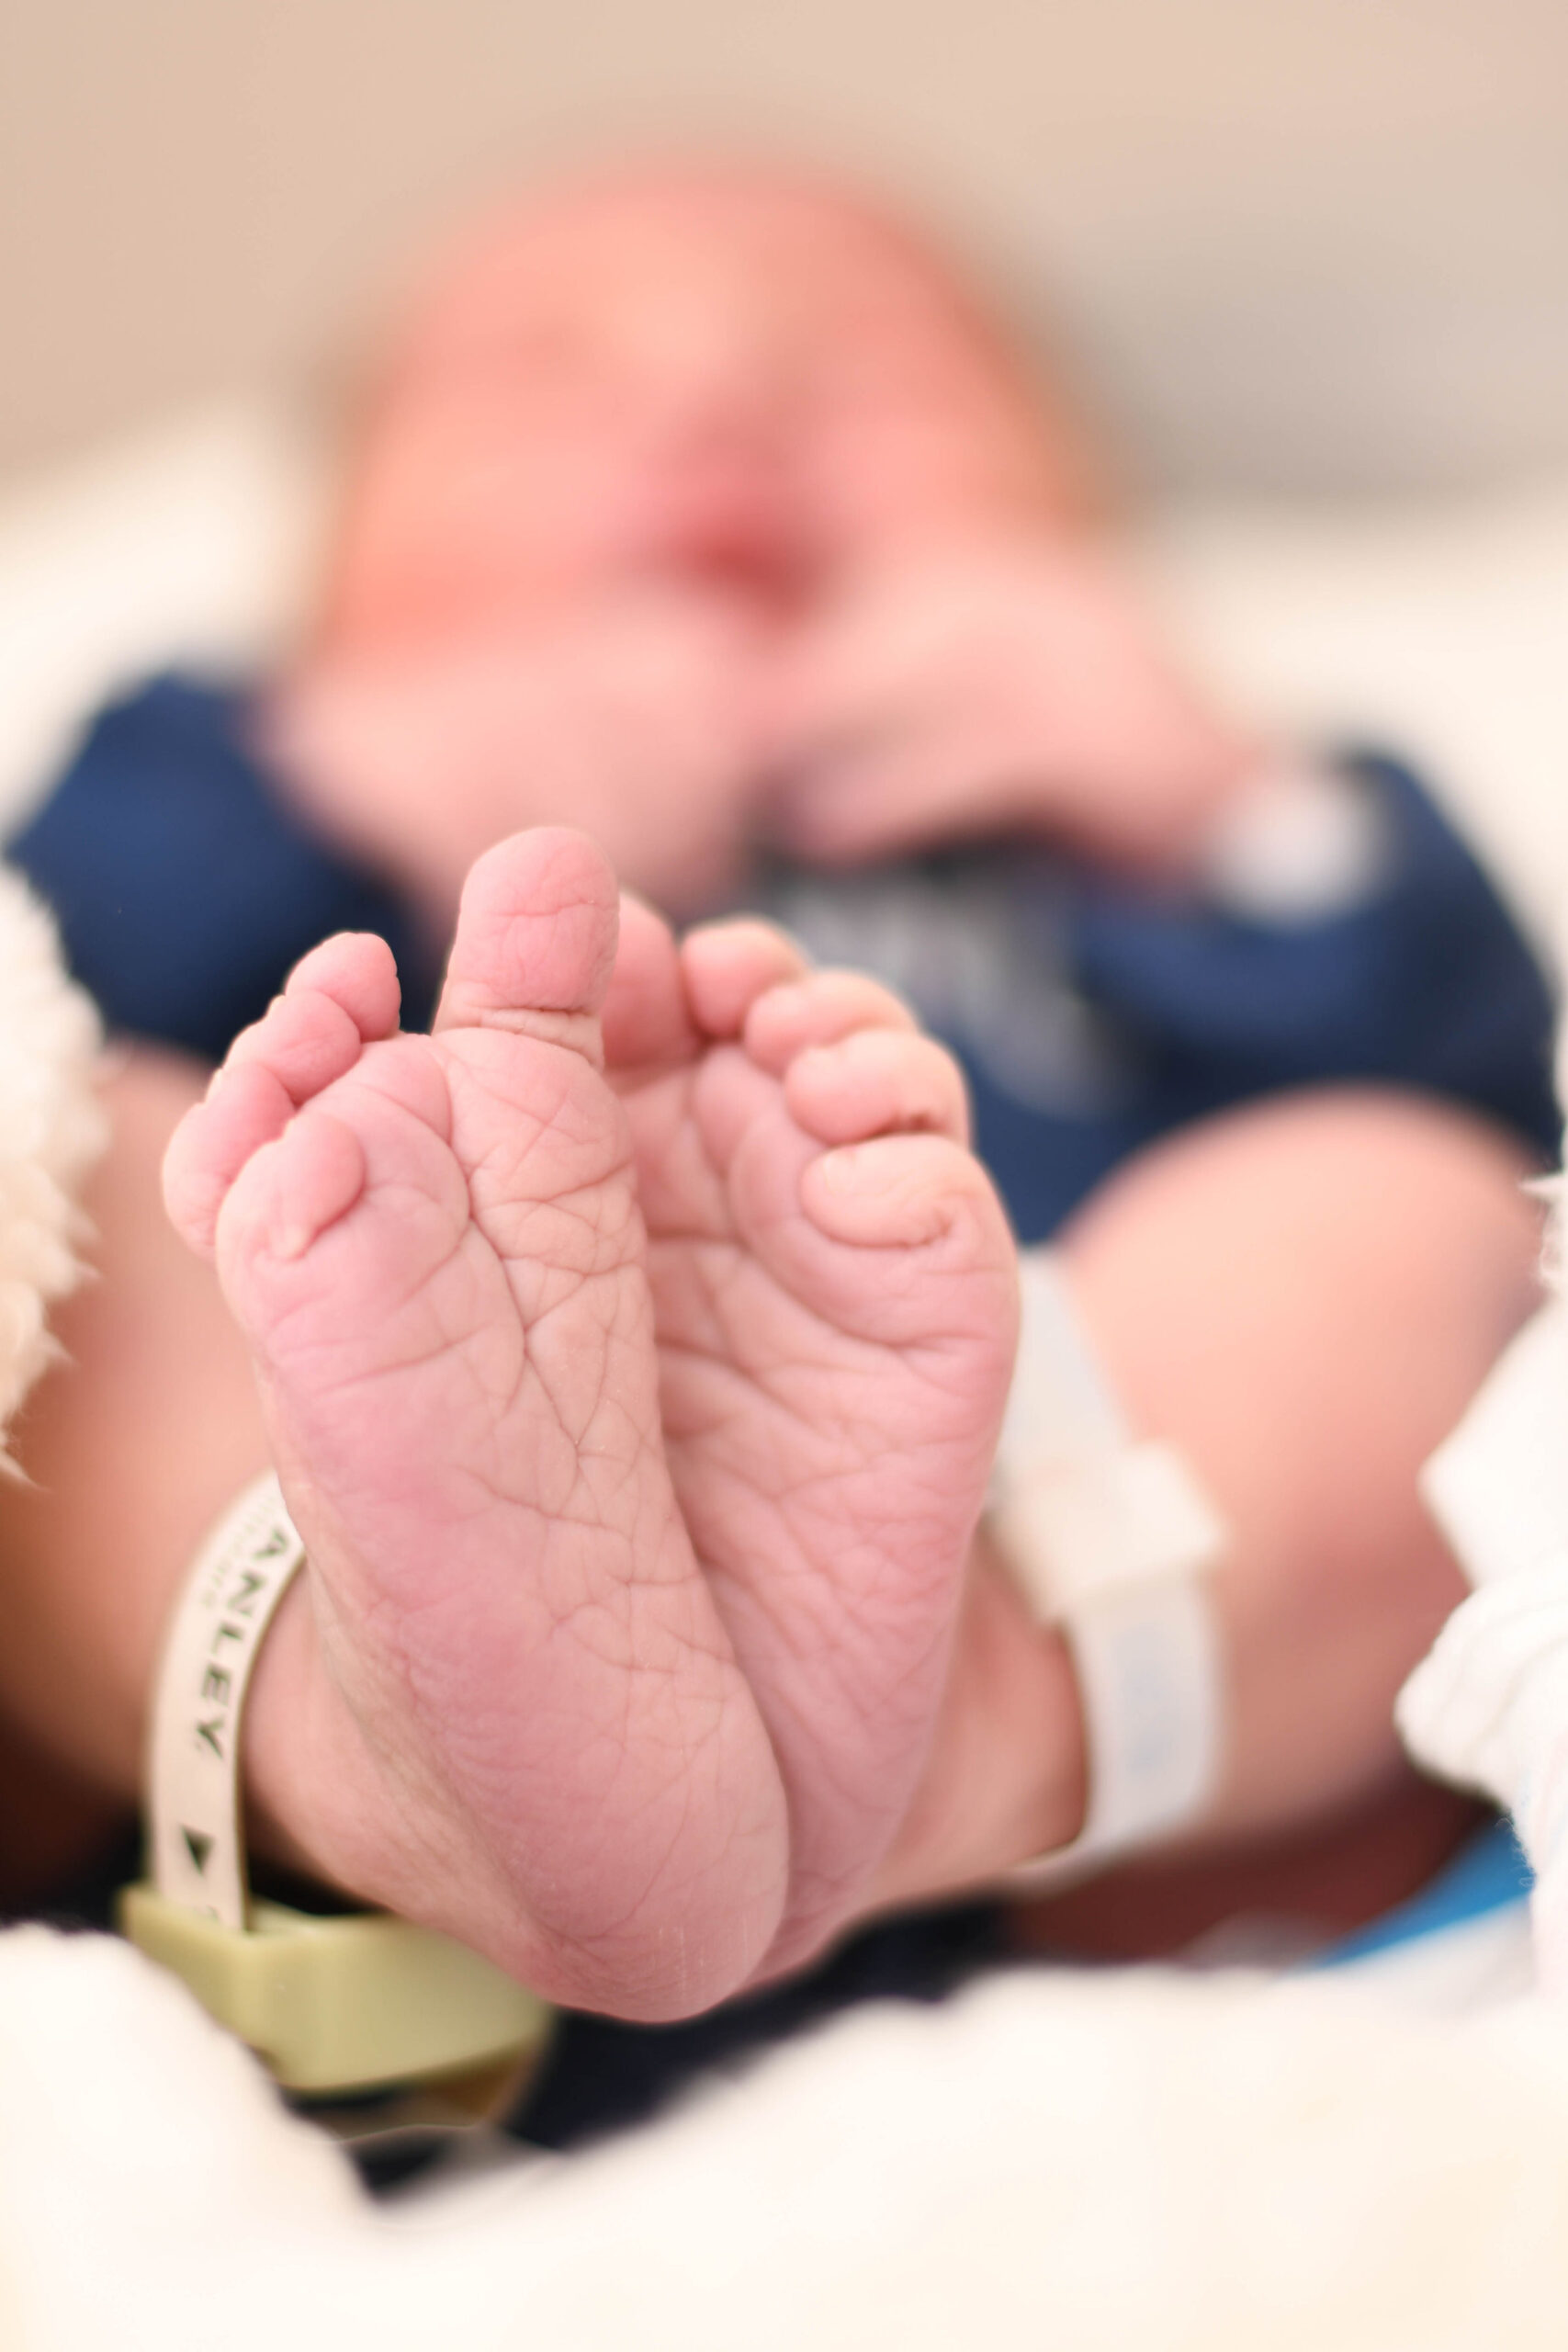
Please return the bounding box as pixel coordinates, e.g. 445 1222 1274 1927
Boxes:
762 537 1254 873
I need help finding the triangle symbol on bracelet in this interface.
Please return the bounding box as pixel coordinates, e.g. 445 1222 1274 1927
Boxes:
182 1827 213 1874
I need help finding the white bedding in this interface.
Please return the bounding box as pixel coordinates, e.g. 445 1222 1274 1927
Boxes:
4 408 1568 2349
5 1922 1568 2352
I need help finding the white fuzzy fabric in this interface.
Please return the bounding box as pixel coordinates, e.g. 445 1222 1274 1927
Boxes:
5 1924 1568 2350
0 865 105 1456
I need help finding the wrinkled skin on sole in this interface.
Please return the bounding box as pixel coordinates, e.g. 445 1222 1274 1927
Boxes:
164 828 1016 2015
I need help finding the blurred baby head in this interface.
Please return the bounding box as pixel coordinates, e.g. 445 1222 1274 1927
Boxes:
321 164 1099 647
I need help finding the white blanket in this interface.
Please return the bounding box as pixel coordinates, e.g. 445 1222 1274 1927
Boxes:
5 1922 1568 2351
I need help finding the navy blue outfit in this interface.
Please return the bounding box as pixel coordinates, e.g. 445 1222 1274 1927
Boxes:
11 675 1560 1239
10 672 1558 2154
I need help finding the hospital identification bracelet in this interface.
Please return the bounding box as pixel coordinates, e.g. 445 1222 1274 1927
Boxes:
987 1252 1229 1887
118 1471 549 2101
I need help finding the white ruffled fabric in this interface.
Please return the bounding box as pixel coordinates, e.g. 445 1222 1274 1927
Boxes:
0 862 105 1455
1400 1556 1568 1992
1395 1291 1568 1996
1394 932 1568 1995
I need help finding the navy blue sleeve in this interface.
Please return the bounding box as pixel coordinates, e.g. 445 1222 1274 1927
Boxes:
6 675 442 1058
758 753 1559 1244
1068 752 1559 1159
957 751 1559 1239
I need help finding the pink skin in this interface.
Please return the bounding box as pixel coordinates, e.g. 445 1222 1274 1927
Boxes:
164 828 1016 2013
766 538 1256 873
321 168 1084 642
266 165 1246 927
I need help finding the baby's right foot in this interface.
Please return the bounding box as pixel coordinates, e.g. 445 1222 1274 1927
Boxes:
165 831 789 2017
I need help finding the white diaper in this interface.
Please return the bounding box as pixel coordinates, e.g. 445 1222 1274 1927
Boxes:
1398 1299 1568 1991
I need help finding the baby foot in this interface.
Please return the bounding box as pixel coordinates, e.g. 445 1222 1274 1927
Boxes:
604 899 1019 1966
164 827 1018 2010
164 831 790 2018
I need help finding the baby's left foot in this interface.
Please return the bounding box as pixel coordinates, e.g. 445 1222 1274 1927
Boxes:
604 901 1020 1965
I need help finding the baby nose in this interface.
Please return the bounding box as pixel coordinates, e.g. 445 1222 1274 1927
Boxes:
627 451 795 591
627 379 797 572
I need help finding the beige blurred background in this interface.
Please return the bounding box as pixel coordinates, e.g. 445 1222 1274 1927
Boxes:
5 0 1568 934
5 0 1568 498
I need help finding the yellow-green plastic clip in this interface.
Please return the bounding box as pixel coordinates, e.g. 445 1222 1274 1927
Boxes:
121 1474 553 2135
118 1883 550 2098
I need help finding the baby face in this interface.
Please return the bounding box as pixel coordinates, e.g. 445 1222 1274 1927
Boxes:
322 170 1089 646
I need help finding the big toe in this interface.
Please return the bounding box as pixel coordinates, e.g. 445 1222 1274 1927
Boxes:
434 828 621 1048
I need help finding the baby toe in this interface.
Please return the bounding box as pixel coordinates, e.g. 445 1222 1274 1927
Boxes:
679 919 809 1040
603 894 698 1070
283 932 401 1042
743 970 917 1076
801 1132 1000 1251
164 1057 299 1256
227 986 374 1109
784 1029 970 1147
435 828 619 1054
218 1104 368 1273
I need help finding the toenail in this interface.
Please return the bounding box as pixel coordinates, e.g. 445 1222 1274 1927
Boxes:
818 1147 875 1193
